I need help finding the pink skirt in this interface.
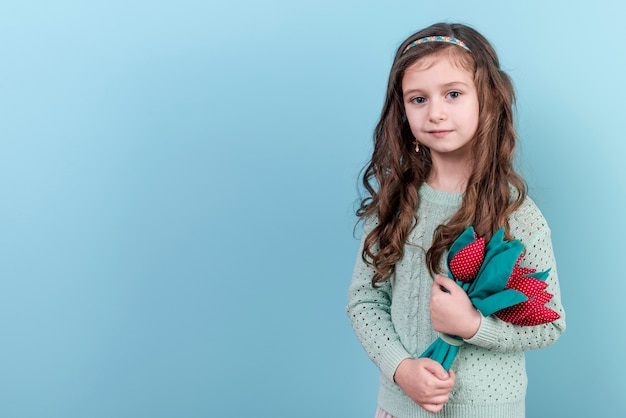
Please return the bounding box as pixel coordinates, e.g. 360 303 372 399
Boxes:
375 406 396 418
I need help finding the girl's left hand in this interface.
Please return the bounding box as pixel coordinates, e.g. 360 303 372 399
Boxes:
430 274 481 339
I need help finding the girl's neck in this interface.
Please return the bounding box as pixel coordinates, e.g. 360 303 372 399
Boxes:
426 157 471 193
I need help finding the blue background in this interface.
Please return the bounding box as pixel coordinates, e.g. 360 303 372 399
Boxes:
0 0 624 417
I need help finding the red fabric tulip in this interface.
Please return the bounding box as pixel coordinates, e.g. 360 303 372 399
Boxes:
448 235 485 282
495 255 560 326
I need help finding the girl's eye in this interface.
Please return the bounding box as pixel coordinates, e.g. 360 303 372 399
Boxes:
411 96 426 104
447 91 461 99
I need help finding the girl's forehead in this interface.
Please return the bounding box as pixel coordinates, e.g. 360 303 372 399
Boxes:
403 55 474 81
405 49 473 73
401 54 476 92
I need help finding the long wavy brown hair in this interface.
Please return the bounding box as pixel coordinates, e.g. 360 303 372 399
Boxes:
357 22 527 287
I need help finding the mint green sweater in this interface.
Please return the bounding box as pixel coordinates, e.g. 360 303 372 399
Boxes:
347 183 566 418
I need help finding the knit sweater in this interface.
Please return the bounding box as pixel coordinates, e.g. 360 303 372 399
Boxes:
347 183 566 418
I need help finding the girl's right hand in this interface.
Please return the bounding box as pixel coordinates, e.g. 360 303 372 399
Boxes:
393 357 455 414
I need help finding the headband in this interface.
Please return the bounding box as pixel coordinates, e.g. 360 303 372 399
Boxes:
403 36 471 54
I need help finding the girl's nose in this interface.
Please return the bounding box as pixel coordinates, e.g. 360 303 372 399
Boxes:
428 101 447 122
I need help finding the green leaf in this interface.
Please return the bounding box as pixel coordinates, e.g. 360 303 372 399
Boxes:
473 289 528 317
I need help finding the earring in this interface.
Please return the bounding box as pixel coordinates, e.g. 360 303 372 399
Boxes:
414 140 420 153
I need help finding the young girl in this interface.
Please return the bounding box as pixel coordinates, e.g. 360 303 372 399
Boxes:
347 23 566 418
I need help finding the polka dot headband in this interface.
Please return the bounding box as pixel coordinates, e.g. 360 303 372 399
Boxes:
403 35 471 54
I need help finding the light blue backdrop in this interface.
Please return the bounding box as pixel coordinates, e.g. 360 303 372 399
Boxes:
1 0 624 417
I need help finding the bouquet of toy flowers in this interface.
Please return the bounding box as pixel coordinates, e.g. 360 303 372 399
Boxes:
420 226 560 371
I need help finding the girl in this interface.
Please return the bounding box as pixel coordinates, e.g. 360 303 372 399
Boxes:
347 23 566 418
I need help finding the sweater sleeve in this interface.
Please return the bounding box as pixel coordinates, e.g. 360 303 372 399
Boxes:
346 221 412 382
464 225 566 352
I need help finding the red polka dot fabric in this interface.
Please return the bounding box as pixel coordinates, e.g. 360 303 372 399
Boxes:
449 236 485 282
495 255 560 326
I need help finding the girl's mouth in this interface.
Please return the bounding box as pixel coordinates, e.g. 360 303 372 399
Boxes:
429 130 452 138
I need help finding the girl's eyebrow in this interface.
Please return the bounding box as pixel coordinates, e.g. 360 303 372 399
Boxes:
403 88 425 98
441 81 470 88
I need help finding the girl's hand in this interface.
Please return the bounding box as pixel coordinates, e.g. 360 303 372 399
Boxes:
394 357 455 413
430 275 481 339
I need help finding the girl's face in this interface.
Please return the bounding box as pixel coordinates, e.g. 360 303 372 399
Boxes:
402 54 479 165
